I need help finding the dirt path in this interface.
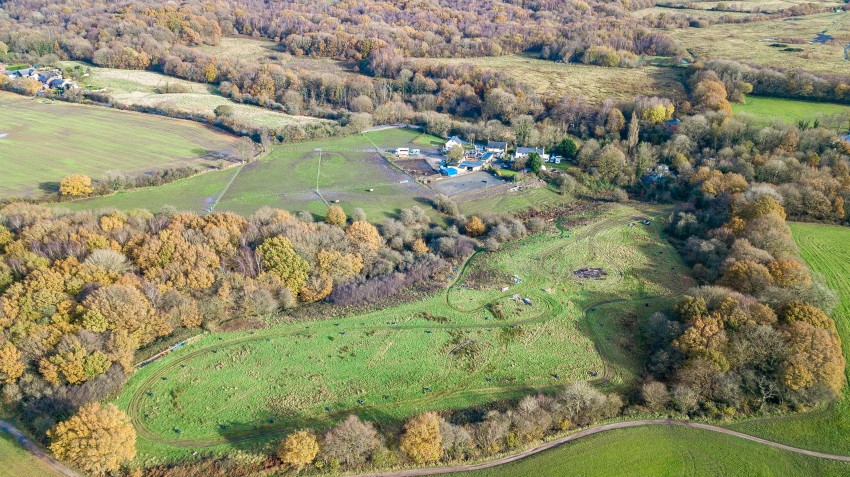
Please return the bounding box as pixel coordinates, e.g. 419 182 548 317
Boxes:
0 420 81 477
348 419 850 477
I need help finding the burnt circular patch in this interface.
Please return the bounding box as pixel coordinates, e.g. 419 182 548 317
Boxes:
573 267 607 279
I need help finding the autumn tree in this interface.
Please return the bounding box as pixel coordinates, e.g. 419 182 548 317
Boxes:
278 430 320 469
693 79 731 114
258 236 310 296
400 412 443 463
321 415 382 467
465 216 486 237
48 403 136 476
59 174 94 197
412 238 429 255
326 205 348 226
0 342 24 384
317 249 363 281
347 221 382 251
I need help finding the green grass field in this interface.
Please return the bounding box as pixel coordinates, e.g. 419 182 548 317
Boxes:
732 96 850 126
115 204 692 461
728 222 850 454
68 128 448 221
0 432 62 477
458 425 850 477
61 61 331 132
0 91 238 198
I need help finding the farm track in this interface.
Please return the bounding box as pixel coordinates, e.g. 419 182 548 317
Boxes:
347 420 850 477
125 208 684 448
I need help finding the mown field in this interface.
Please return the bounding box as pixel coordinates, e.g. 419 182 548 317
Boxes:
728 222 850 454
62 61 331 131
732 95 850 126
66 128 443 221
458 425 850 477
115 204 692 461
0 432 61 477
416 55 687 103
0 92 237 198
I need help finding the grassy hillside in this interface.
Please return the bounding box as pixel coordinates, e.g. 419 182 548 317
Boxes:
728 222 850 454
0 92 237 198
457 425 850 477
115 204 692 460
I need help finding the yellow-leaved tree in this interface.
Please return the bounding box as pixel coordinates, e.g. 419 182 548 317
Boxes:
48 403 136 475
399 412 442 463
0 342 24 384
278 430 320 469
59 174 94 197
325 205 348 226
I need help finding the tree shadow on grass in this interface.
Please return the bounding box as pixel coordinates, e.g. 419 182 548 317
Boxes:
39 181 59 193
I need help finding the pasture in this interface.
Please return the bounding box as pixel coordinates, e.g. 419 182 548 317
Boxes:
115 204 693 460
0 92 237 198
458 425 850 477
0 432 61 477
66 128 440 220
62 61 331 131
415 55 687 103
729 222 850 454
732 96 850 126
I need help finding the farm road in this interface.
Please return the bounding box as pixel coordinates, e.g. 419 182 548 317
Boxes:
0 420 81 477
349 419 850 477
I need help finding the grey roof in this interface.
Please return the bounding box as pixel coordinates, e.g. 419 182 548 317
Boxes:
516 147 545 155
487 141 507 149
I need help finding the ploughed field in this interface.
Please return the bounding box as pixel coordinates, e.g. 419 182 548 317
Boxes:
0 92 238 198
115 204 692 460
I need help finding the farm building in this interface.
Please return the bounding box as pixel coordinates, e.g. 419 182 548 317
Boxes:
395 147 410 157
486 141 508 154
444 135 466 152
515 146 547 160
458 160 485 172
2 66 78 92
440 166 460 176
665 119 681 132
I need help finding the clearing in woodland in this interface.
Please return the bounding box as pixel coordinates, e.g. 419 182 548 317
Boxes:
115 204 692 460
0 92 238 198
732 96 850 126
